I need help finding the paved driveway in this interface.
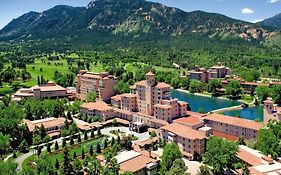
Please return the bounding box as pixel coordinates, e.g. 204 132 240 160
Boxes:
101 126 150 142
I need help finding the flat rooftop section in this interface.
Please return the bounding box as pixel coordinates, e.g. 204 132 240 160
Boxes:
204 113 263 131
174 116 203 126
80 100 112 111
114 150 141 164
161 123 206 140
119 154 157 173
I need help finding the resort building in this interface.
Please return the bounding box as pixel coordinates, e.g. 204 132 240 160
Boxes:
80 100 114 121
263 98 281 124
111 71 188 130
157 123 207 160
76 70 117 102
114 150 158 175
188 63 230 83
23 117 66 139
13 81 72 100
237 145 281 175
204 113 263 140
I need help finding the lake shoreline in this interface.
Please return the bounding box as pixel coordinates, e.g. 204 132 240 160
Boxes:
175 89 255 106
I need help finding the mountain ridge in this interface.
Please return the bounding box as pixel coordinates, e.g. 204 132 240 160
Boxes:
0 0 279 42
261 13 281 29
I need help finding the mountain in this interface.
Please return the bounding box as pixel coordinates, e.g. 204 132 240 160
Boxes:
261 13 281 29
0 0 278 42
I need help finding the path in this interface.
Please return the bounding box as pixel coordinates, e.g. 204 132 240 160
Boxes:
210 104 243 114
15 150 34 171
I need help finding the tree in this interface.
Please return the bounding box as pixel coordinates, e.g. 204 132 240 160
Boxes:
112 118 117 126
103 138 108 148
73 158 82 173
62 138 66 147
256 129 280 159
62 148 73 175
81 149 85 159
238 136 246 145
120 135 132 150
47 142 51 153
73 151 77 159
167 158 189 175
226 80 243 98
207 79 222 95
90 130 95 139
77 134 81 143
272 84 281 104
111 137 115 147
84 131 88 141
18 139 29 153
203 136 238 174
89 144 94 156
55 159 60 170
160 143 183 174
55 141 59 151
197 107 205 114
197 165 212 175
242 164 250 175
117 135 121 144
97 127 101 136
0 132 10 156
189 80 204 93
255 85 271 103
70 135 74 146
37 146 42 156
86 91 97 102
0 160 17 175
96 142 101 153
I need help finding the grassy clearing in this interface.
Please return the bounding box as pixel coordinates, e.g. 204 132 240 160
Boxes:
23 136 105 169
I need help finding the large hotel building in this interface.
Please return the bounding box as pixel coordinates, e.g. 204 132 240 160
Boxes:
76 70 117 102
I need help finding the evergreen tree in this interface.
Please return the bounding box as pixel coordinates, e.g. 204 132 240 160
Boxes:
97 127 101 136
103 138 108 148
62 138 66 147
67 111 72 120
62 148 73 175
37 146 42 156
96 142 101 153
73 151 77 159
77 134 81 143
90 130 95 139
55 141 59 151
84 131 88 141
117 135 121 144
81 149 85 159
18 140 29 153
55 159 60 170
111 137 115 147
37 76 40 85
89 144 94 156
70 135 74 146
47 142 51 153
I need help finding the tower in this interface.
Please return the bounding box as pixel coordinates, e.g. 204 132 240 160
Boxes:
145 71 156 115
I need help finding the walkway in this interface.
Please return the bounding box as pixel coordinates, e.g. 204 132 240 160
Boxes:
210 104 243 114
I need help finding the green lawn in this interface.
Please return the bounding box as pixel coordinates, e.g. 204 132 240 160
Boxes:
24 59 70 87
23 136 105 170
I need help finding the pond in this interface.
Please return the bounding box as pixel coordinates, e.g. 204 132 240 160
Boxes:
171 89 263 121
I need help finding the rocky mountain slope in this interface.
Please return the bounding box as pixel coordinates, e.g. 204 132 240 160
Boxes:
261 13 281 29
0 0 278 42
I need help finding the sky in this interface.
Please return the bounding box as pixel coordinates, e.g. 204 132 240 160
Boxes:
0 0 280 29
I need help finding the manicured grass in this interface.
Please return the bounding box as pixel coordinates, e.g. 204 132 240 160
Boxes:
0 84 14 95
24 59 70 87
125 62 183 74
23 135 105 170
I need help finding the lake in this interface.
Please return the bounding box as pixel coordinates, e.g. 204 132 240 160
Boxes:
171 89 263 121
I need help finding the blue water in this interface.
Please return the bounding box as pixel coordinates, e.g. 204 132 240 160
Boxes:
171 89 263 121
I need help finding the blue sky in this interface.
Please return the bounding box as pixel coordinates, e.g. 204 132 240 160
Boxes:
0 0 280 29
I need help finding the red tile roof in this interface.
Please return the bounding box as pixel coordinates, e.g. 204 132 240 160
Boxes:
237 147 262 166
174 116 203 126
119 155 157 173
213 130 238 141
204 113 263 131
80 100 112 111
161 123 206 140
186 111 206 117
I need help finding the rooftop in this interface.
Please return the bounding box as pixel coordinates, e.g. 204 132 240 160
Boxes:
80 100 113 111
161 123 206 140
186 111 206 117
114 150 141 164
204 113 263 131
154 104 172 109
145 71 155 76
174 116 203 126
111 95 122 101
119 154 157 173
23 117 66 132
